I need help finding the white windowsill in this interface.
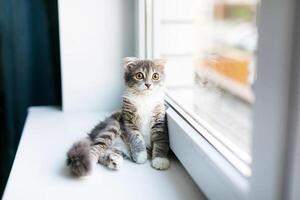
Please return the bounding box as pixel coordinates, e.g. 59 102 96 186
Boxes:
2 106 205 200
166 102 250 200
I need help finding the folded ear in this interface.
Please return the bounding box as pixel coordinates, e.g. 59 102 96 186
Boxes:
153 58 167 69
123 57 139 70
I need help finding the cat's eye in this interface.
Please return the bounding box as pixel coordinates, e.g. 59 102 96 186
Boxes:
152 73 160 80
135 72 144 80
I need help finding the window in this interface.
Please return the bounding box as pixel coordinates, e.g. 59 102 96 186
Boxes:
139 0 300 199
149 0 259 176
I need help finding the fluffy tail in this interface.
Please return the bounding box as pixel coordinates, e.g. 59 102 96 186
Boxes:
66 138 93 177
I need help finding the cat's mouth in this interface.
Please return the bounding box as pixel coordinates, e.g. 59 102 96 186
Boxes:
138 86 152 91
138 87 154 94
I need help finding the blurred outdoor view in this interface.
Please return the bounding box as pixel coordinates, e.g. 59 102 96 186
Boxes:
152 0 259 164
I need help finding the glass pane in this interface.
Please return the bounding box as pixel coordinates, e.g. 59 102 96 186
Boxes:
153 0 259 164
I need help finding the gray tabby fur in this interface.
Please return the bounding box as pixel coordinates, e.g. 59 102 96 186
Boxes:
66 58 170 177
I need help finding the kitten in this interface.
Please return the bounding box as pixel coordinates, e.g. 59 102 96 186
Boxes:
66 57 170 177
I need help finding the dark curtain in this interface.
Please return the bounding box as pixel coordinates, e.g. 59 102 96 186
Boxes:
0 0 61 197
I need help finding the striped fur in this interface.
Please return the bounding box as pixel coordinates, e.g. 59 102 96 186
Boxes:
151 104 169 159
66 58 169 177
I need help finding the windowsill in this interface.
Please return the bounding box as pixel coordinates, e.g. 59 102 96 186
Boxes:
2 106 205 200
165 97 250 200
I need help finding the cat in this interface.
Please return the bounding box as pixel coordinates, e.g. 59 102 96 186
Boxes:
66 57 170 177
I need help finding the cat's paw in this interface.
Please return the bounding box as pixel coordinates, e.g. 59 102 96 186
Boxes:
132 151 148 164
152 157 170 170
107 153 123 170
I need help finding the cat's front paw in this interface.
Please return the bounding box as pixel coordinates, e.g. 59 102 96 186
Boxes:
152 157 170 170
107 153 123 170
132 151 147 164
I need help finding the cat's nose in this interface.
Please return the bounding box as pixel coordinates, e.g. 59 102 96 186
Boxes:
145 83 152 89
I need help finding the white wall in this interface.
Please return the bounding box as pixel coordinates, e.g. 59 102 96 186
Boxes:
58 0 135 112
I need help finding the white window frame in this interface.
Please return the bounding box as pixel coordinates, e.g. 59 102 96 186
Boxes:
135 0 300 200
250 0 299 199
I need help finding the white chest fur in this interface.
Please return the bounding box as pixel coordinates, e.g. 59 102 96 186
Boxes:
124 90 164 147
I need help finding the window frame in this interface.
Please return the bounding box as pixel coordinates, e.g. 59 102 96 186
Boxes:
135 0 300 199
250 0 300 199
